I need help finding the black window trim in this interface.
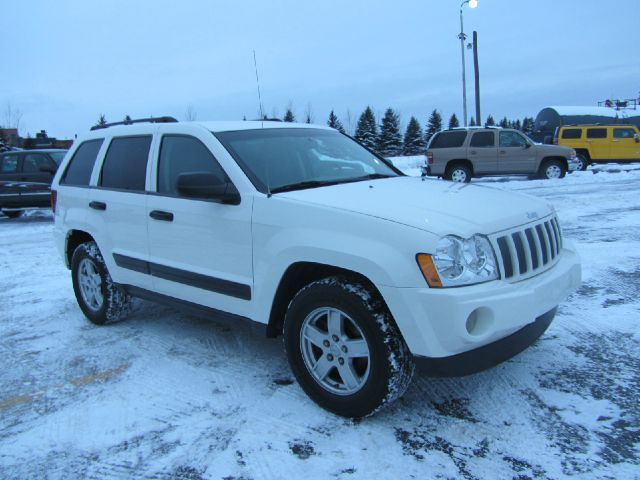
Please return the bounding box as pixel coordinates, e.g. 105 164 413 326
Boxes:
153 133 242 205
97 134 153 193
60 138 104 186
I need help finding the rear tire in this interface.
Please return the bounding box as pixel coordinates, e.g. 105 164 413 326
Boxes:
2 210 23 219
283 276 414 418
445 163 472 183
539 160 566 179
71 241 132 325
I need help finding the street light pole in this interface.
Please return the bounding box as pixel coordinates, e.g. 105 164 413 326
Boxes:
459 0 477 127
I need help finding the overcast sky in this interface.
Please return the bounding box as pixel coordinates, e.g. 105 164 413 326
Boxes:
2 0 639 139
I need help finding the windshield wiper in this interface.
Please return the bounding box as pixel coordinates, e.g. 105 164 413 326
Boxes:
270 180 343 194
270 174 396 194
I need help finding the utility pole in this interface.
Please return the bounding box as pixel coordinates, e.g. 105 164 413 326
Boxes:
459 0 477 127
473 30 481 125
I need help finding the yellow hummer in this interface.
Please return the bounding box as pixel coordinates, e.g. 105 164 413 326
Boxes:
554 124 640 170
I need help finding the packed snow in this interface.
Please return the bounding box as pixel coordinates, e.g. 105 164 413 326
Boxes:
1 163 639 479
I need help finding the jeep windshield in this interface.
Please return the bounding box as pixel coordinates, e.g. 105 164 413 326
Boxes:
214 128 401 194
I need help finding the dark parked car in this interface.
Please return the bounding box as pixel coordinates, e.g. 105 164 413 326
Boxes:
0 149 67 218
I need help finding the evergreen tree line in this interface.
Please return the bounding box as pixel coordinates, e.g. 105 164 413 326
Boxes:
94 109 537 158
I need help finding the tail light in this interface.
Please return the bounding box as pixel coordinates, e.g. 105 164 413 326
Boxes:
51 189 57 214
427 152 434 165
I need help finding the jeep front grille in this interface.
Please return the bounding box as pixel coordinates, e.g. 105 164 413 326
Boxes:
492 216 562 282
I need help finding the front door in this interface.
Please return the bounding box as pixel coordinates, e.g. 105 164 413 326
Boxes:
146 133 253 318
586 127 610 160
611 127 640 161
498 131 537 173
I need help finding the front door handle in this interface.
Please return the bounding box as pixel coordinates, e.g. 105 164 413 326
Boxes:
89 201 106 210
470 150 477 154
149 210 174 222
499 150 506 154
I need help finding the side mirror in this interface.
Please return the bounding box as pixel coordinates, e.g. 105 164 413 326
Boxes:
176 172 240 204
524 143 532 149
634 134 639 143
39 165 56 175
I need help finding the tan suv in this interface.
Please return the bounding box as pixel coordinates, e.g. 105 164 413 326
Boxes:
423 127 576 182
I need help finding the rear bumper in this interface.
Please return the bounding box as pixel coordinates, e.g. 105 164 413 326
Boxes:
413 307 556 376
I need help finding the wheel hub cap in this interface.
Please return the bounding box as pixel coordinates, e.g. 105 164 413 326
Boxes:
299 307 370 395
78 258 104 312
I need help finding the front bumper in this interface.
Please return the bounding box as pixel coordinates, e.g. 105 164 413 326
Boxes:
379 240 581 361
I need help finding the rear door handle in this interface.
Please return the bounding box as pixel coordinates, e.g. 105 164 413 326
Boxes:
149 210 174 222
89 201 106 210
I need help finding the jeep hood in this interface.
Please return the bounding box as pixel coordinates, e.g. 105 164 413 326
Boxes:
278 176 553 237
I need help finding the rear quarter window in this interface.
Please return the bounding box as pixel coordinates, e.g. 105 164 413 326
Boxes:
429 131 467 148
100 136 152 191
561 129 582 139
61 139 104 186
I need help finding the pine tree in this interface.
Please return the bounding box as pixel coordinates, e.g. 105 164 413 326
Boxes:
96 114 107 127
469 116 476 127
124 114 132 124
403 116 425 155
377 108 403 156
522 117 535 135
485 114 495 127
448 113 460 129
327 110 345 133
424 109 442 144
283 108 295 122
499 116 509 128
513 119 522 131
354 106 378 151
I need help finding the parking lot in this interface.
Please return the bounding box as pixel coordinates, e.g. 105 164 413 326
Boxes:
1 165 639 479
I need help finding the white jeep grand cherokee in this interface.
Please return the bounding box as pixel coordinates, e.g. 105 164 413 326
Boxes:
52 117 581 418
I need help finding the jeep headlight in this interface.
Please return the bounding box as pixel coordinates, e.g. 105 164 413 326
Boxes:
416 235 499 287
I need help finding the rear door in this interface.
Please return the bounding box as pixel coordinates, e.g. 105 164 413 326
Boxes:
88 134 154 289
468 131 497 173
0 153 21 207
498 130 537 173
611 127 640 161
586 127 609 160
20 152 57 206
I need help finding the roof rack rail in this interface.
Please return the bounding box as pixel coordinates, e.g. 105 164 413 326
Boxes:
250 118 282 122
90 116 178 131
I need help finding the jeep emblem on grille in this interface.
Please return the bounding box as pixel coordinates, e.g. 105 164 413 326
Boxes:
526 211 539 220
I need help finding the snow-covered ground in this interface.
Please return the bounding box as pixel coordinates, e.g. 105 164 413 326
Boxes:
1 163 639 479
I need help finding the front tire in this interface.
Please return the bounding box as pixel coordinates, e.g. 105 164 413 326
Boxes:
284 276 414 418
71 241 132 325
445 163 472 183
539 160 566 179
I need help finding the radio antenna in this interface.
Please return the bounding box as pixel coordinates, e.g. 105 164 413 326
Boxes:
253 50 264 126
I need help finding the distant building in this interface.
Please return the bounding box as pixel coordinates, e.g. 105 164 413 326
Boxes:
2 129 74 150
533 106 640 143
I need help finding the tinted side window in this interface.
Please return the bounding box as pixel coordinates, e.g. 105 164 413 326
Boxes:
100 136 152 191
587 128 607 139
613 128 636 139
500 131 528 147
62 139 103 186
23 153 52 173
158 135 228 195
430 131 467 148
561 129 582 139
0 154 19 173
470 131 495 147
